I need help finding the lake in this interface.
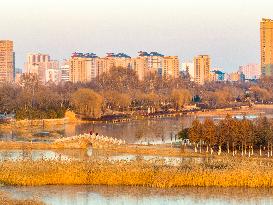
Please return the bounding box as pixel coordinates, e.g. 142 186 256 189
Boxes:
1 108 272 144
1 114 262 144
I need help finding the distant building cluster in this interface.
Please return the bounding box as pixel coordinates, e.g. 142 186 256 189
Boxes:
0 18 272 85
210 69 225 82
238 64 260 80
24 53 60 84
69 52 179 83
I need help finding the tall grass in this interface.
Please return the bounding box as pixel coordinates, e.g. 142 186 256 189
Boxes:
1 157 273 188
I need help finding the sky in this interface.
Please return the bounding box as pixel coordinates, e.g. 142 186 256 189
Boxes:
0 0 272 72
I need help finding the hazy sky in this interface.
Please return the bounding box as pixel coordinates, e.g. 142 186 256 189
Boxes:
1 0 272 72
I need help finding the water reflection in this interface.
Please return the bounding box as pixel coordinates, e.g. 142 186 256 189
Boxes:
2 185 273 205
0 150 70 161
63 113 271 144
66 117 195 144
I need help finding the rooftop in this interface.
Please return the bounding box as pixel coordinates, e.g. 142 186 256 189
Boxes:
138 51 164 57
106 53 131 58
71 52 98 58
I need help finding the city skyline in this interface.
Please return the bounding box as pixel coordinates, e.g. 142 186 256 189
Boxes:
1 0 273 72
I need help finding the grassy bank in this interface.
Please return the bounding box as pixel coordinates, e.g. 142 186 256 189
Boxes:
1 157 273 188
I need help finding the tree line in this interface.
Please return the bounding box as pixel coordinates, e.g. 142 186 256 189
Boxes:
0 67 273 120
179 115 273 157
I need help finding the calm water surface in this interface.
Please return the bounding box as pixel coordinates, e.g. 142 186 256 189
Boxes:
1 109 272 144
2 185 273 205
62 113 268 144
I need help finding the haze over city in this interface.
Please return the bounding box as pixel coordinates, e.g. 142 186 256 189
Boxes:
1 0 273 72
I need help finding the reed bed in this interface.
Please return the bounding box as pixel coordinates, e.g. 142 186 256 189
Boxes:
0 191 44 205
1 157 273 188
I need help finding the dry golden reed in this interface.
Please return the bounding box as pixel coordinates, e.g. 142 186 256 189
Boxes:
1 157 273 188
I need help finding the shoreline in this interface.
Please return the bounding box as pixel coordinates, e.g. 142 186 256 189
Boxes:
1 103 272 130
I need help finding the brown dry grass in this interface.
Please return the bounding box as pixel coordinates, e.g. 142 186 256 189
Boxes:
103 144 190 157
1 157 273 188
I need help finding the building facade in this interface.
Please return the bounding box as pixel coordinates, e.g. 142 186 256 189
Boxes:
225 72 245 82
106 53 131 69
25 53 50 73
60 64 70 82
70 57 88 83
209 70 225 81
137 51 165 78
193 55 211 85
239 64 260 80
0 40 14 83
131 57 147 81
24 53 52 83
69 52 180 83
45 68 60 83
69 53 99 83
161 56 180 79
260 18 273 77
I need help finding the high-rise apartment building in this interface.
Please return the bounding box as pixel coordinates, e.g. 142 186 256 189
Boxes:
106 53 131 69
96 58 112 76
25 53 50 73
24 53 61 84
260 18 273 77
24 53 51 83
13 52 16 80
194 55 211 85
69 53 99 83
70 56 88 83
60 60 70 82
131 57 147 81
45 68 61 83
0 40 14 83
138 51 165 78
239 64 260 80
69 52 180 83
162 56 180 79
70 52 133 83
44 60 60 83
